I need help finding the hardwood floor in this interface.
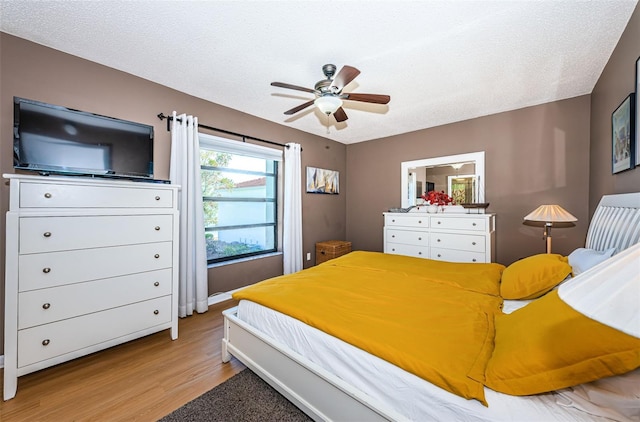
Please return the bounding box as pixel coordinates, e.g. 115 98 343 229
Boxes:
0 300 245 421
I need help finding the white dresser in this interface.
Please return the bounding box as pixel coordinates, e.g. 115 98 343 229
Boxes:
383 212 496 263
3 174 180 400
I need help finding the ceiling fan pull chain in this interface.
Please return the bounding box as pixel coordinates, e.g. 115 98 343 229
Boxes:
326 115 331 134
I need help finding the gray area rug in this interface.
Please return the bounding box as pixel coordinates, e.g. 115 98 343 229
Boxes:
158 369 313 422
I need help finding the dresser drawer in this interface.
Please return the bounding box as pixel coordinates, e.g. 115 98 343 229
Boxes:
430 216 486 231
430 248 487 263
384 214 429 228
17 295 172 368
19 215 173 254
19 242 173 291
386 228 429 247
19 182 174 208
385 243 429 259
18 269 172 329
430 233 485 253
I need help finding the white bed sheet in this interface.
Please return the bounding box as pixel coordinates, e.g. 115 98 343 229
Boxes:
237 299 609 422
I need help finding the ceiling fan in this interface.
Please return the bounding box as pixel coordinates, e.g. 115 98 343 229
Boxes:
271 64 390 122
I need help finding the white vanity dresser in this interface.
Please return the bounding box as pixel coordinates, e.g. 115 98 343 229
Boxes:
383 212 496 263
3 174 180 400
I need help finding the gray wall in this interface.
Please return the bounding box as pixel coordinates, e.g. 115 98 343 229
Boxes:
346 96 592 266
344 3 639 266
589 5 640 214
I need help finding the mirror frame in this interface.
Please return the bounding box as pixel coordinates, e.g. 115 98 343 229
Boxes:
401 151 485 207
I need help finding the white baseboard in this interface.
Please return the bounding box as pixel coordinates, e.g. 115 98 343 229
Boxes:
208 286 247 306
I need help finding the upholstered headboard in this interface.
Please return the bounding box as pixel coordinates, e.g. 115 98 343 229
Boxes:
585 192 640 253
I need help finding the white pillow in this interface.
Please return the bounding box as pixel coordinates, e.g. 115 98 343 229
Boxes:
568 247 616 275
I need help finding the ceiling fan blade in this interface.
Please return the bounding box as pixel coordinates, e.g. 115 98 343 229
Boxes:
271 82 317 94
333 107 348 122
342 93 390 104
283 99 315 115
331 65 360 91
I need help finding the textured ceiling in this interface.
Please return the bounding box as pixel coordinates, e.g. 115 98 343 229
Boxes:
0 1 637 144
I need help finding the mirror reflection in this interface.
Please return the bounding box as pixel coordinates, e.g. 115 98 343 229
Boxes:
401 152 485 208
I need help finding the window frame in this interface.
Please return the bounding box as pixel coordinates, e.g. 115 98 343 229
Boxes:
199 133 283 264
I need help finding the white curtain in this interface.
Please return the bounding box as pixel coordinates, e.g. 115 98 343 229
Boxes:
283 143 303 274
170 112 209 317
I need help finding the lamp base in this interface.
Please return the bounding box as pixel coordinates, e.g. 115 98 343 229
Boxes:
544 224 552 254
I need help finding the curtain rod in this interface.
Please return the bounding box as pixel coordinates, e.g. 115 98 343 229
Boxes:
157 112 293 149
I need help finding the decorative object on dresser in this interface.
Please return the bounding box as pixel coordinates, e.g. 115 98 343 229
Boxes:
315 240 352 265
3 174 180 401
523 204 577 254
383 212 496 263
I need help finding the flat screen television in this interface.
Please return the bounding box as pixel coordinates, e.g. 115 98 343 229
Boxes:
13 97 155 180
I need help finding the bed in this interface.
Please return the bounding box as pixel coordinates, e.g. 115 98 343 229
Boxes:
221 192 640 421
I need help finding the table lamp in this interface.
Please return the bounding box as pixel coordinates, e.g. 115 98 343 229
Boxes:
524 205 577 253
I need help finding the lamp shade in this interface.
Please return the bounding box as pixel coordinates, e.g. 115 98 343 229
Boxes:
314 96 343 115
524 204 577 224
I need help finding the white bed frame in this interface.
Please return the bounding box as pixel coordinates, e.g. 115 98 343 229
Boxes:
221 192 640 422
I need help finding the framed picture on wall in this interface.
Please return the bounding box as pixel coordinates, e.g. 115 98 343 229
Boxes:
611 93 635 174
636 56 639 167
306 166 339 194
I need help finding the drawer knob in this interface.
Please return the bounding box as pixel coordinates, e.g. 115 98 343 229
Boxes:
155 226 161 231
43 232 52 238
437 254 442 258
391 235 395 238
43 267 51 274
155 196 161 201
472 242 476 245
418 237 422 240
154 310 159 315
154 254 160 259
154 281 160 287
418 220 422 224
472 223 477 226
437 221 441 224
418 252 422 255
44 193 52 199
437 239 441 242
42 339 50 346
392 248 396 251
392 219 395 223
42 303 51 310
472 259 477 262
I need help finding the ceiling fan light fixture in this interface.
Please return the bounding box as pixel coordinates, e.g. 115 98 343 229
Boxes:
314 95 342 115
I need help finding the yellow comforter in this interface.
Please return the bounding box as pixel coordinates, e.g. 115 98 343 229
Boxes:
233 251 505 404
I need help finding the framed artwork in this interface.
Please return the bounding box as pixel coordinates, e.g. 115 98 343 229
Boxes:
611 93 635 174
636 56 639 167
306 166 339 194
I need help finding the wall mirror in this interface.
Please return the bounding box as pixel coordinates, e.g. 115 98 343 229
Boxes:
401 151 485 207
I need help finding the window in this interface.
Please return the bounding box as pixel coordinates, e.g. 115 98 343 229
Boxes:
199 134 282 264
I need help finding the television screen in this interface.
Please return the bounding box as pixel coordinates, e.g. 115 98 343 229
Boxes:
13 97 154 180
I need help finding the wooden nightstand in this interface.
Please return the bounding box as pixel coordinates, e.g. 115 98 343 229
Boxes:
316 240 352 265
